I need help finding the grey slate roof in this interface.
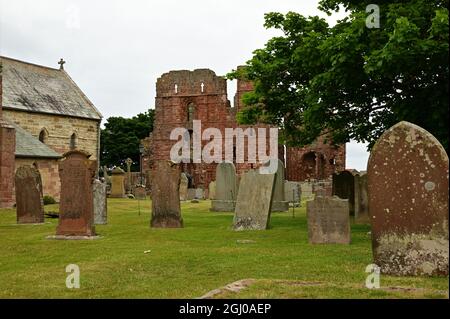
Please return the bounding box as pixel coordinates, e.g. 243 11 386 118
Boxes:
8 121 61 159
0 56 102 120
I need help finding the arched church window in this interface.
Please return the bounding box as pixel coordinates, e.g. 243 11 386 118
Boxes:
39 128 48 144
70 133 77 150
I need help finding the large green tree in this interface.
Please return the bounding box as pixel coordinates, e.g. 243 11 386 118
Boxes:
100 109 154 170
229 0 449 150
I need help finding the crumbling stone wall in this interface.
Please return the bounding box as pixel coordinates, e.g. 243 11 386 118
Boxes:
145 68 346 189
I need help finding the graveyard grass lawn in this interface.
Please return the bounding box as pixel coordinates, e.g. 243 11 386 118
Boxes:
0 199 448 299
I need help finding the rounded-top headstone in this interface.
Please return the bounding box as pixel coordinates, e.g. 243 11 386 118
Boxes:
367 121 449 276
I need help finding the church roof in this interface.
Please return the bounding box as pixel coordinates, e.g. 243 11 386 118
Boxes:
0 56 102 120
8 121 62 159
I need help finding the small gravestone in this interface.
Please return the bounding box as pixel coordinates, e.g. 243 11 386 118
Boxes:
332 170 355 215
306 196 350 244
211 162 237 212
151 161 183 228
179 173 188 201
271 159 289 212
233 170 275 231
15 165 44 224
300 182 314 199
368 121 449 276
134 185 146 200
354 173 369 223
93 179 107 225
284 181 301 207
56 150 96 237
110 167 126 198
208 181 216 200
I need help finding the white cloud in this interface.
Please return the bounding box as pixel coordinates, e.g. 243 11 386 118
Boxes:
1 0 368 168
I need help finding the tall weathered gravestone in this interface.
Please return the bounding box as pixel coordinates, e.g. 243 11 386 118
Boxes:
211 162 237 212
15 165 44 224
233 170 275 231
151 161 183 228
354 172 369 223
93 179 107 225
332 170 355 215
56 150 96 237
110 167 126 198
368 121 449 276
306 196 350 244
271 159 289 212
179 173 188 201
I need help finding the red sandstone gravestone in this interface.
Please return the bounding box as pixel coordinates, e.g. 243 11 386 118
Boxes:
151 160 183 228
56 150 97 237
15 165 44 224
368 121 449 276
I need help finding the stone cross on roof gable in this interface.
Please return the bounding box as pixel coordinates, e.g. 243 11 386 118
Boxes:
58 58 66 70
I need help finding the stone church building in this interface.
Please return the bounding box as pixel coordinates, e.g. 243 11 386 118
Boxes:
0 56 102 207
142 68 345 189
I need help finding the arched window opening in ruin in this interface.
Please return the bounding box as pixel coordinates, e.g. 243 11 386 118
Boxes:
174 84 178 94
39 128 48 144
187 103 195 123
70 133 77 150
300 152 316 180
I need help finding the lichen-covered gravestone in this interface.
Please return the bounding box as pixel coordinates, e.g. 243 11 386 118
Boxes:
306 196 350 244
271 159 289 212
368 121 449 276
93 179 107 225
15 165 44 224
151 161 183 228
233 170 275 231
56 150 97 237
110 167 126 198
179 173 188 201
332 170 355 215
211 162 237 212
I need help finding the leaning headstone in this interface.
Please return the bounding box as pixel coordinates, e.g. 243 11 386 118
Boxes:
110 167 126 198
306 196 350 244
93 179 107 225
134 185 146 200
354 173 369 223
284 181 301 207
208 181 216 200
271 159 289 212
56 150 96 237
233 170 276 231
151 161 183 228
179 173 188 201
332 170 355 215
368 121 449 276
211 162 237 212
15 165 44 224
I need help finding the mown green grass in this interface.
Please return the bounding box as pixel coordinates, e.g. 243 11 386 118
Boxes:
0 199 448 299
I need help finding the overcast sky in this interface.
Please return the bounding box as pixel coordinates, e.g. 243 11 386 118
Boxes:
0 0 369 170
